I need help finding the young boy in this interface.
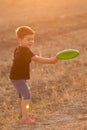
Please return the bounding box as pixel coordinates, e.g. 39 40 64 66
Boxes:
10 26 59 124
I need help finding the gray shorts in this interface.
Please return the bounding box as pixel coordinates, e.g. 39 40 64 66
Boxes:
11 80 31 99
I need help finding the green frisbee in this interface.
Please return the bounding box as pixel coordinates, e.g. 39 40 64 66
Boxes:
56 49 79 60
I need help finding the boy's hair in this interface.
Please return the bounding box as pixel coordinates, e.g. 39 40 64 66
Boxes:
16 26 35 39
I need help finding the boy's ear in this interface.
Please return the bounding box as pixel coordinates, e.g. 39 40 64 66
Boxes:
18 38 22 43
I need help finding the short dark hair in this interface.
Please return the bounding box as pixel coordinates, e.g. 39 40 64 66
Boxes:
16 26 35 39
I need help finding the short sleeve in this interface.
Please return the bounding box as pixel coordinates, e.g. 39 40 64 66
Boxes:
24 48 35 62
13 46 35 62
28 49 35 58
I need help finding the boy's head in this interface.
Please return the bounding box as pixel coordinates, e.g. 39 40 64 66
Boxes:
16 26 35 39
16 26 35 47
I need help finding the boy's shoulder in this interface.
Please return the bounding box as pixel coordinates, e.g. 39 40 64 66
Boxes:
14 46 28 51
14 46 33 54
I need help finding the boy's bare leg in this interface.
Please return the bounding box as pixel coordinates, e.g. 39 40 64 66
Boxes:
18 98 22 118
21 99 35 124
21 99 30 120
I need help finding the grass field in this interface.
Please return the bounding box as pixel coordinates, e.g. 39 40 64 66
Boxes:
0 1 87 130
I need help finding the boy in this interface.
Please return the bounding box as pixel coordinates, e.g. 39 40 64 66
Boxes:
10 26 59 124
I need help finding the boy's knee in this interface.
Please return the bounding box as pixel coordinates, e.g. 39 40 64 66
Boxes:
22 93 30 100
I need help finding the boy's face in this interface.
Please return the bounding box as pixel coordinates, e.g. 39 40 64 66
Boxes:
19 34 34 48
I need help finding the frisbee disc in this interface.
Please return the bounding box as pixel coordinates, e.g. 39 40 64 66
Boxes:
56 49 79 60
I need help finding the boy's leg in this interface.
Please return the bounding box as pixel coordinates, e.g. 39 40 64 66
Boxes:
18 97 22 118
21 99 35 124
11 80 35 123
21 99 30 119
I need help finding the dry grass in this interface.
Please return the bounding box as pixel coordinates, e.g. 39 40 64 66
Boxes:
0 1 87 130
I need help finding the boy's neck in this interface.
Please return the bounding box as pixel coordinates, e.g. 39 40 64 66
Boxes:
19 44 31 49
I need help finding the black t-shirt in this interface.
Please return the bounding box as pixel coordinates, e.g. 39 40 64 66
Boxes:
10 46 35 80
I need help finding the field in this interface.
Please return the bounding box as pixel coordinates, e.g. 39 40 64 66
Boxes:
0 0 87 130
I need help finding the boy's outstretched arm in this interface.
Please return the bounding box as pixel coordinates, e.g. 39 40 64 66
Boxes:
31 55 59 64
